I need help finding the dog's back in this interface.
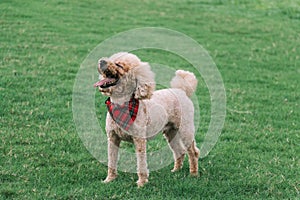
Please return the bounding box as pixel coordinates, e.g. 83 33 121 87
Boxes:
144 70 197 134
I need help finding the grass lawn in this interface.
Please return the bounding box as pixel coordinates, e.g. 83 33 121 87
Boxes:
1 0 299 199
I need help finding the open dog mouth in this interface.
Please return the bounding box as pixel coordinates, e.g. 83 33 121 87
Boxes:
94 60 124 89
94 76 119 88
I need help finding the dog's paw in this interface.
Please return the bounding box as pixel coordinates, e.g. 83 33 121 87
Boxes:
171 167 182 173
136 178 148 188
102 175 117 183
190 171 199 177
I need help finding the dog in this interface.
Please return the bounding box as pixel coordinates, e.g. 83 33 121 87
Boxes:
94 52 200 187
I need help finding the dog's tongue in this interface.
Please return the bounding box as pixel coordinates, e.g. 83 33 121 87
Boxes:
94 80 105 87
93 78 114 87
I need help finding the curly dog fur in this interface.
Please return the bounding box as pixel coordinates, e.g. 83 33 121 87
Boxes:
95 52 200 187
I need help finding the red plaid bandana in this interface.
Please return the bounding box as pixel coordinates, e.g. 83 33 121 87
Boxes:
105 95 139 131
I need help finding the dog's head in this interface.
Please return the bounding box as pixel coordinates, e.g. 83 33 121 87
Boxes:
94 52 155 99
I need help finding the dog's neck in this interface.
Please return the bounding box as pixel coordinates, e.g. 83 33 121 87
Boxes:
110 93 135 105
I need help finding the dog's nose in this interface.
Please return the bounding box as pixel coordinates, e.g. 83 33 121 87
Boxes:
99 60 107 71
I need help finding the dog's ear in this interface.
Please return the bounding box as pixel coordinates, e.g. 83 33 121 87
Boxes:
133 62 155 100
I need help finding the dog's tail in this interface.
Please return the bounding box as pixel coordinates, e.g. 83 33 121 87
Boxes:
170 70 197 98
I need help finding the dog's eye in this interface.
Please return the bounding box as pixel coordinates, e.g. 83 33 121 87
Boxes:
115 63 124 69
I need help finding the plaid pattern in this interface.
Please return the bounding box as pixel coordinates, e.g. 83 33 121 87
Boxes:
105 95 139 131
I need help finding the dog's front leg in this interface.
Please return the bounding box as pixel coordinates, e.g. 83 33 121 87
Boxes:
103 132 120 183
133 137 148 187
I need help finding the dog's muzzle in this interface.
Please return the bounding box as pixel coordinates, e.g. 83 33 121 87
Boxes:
99 60 107 72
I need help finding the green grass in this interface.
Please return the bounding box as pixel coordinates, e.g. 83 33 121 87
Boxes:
1 0 299 199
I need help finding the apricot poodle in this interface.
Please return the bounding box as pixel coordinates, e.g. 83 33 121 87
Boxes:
94 52 200 187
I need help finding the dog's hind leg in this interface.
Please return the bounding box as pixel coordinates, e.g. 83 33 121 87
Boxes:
163 124 186 172
187 140 200 176
103 132 121 183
